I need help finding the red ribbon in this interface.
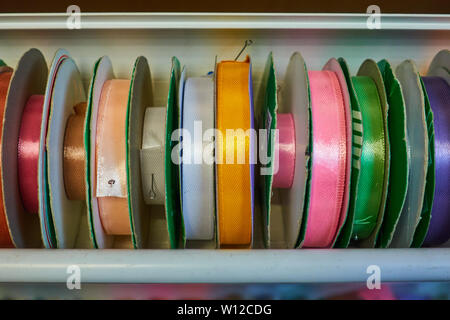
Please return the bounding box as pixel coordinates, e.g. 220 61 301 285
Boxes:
0 70 14 247
18 95 44 214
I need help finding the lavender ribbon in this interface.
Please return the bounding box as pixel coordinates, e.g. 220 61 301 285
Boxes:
422 77 450 246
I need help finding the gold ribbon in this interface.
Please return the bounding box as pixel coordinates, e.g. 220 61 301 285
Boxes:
63 102 87 201
216 56 253 248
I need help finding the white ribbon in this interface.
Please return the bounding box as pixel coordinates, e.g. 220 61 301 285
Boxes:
181 77 215 240
140 107 166 205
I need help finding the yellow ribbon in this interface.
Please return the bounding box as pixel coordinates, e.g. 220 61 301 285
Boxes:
216 56 253 248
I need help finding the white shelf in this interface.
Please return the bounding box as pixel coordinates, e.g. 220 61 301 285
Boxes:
0 249 449 283
0 13 449 30
0 13 448 285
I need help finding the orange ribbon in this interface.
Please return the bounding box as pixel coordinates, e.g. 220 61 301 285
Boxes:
63 102 87 201
216 57 253 248
95 79 131 235
0 69 14 247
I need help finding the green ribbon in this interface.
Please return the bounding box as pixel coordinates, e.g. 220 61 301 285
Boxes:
351 76 386 240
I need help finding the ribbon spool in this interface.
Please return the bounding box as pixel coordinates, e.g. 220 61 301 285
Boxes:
391 60 428 248
1 49 49 248
95 79 131 236
350 76 386 240
422 76 449 246
303 68 350 248
260 52 312 249
89 55 154 249
216 56 254 248
0 67 14 247
181 76 215 242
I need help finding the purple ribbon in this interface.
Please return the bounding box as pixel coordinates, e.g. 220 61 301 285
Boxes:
422 77 450 246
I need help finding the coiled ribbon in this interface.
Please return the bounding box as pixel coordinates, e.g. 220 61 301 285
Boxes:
95 79 131 235
422 77 449 246
63 102 87 201
181 77 215 240
216 57 253 248
351 76 386 240
140 107 166 205
303 70 348 248
0 68 13 247
272 114 296 189
18 95 45 214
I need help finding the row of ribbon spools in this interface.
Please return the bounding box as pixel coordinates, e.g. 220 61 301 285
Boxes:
0 48 448 249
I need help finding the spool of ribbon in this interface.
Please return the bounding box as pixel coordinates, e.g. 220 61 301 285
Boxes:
422 77 449 246
303 70 348 248
350 76 386 241
272 113 296 189
0 68 14 247
181 76 215 241
63 102 87 201
140 107 166 206
95 79 131 235
216 57 253 248
18 95 45 214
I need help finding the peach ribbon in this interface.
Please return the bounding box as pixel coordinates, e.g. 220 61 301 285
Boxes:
63 102 87 200
303 70 348 248
216 57 253 248
95 79 131 235
0 70 14 247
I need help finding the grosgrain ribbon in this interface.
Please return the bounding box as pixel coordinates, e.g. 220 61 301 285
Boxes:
181 77 215 240
63 102 87 201
303 70 347 248
95 79 131 235
422 77 449 246
351 76 386 240
0 70 14 247
272 113 296 189
216 57 253 248
18 95 45 214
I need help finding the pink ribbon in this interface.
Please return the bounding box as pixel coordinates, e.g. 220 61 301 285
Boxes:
18 95 44 214
303 70 348 248
273 113 296 188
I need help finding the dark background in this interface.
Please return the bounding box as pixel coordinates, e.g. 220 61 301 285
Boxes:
1 0 449 14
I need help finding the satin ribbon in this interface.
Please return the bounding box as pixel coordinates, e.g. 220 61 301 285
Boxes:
0 69 14 247
422 77 449 246
140 107 166 205
18 95 45 214
303 70 348 248
272 113 296 189
181 77 215 240
350 76 386 240
216 57 253 248
63 102 87 201
95 79 131 235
